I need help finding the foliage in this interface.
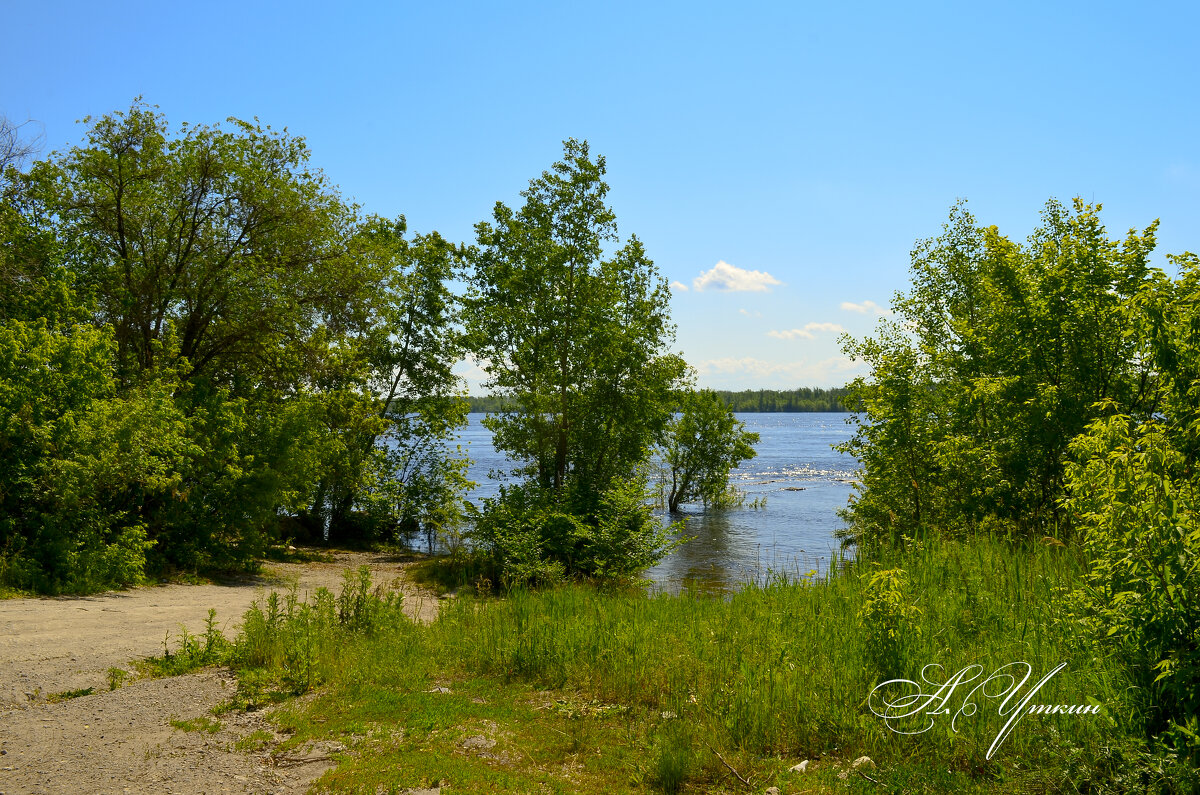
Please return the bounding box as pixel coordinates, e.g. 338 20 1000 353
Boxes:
0 102 468 591
840 197 1200 764
469 476 678 588
463 139 688 582
465 386 851 414
659 388 759 512
305 218 469 542
143 568 403 701
839 199 1161 548
709 386 850 412
1064 413 1200 760
857 565 921 678
196 540 1189 793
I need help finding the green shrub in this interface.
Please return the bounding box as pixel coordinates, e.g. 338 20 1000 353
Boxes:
469 477 678 588
857 564 922 679
1065 414 1200 760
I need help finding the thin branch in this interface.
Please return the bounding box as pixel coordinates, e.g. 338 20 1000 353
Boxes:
705 741 752 788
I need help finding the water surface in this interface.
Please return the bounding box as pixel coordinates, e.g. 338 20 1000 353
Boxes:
455 412 859 592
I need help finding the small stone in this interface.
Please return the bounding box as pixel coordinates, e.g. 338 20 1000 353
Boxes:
461 735 496 751
789 759 809 773
765 788 780 795
851 755 875 770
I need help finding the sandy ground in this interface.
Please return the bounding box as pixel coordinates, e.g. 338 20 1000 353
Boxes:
0 551 446 795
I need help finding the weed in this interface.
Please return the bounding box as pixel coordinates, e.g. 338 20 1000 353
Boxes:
106 667 129 690
234 729 275 752
170 716 222 734
47 687 94 702
162 543 1196 792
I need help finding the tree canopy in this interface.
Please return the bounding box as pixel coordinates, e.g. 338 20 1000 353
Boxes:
0 102 467 592
839 199 1160 546
661 389 760 512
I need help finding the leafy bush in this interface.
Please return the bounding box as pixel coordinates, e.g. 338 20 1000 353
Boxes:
470 477 678 588
839 199 1161 547
857 565 922 678
1065 414 1200 760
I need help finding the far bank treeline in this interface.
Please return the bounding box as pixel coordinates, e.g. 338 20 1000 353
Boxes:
465 387 849 414
0 106 757 594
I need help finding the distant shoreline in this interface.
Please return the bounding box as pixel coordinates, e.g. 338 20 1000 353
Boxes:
465 387 850 414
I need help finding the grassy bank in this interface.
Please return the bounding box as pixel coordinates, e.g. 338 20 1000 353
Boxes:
152 541 1194 793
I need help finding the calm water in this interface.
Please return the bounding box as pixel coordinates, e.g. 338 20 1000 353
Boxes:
454 412 860 592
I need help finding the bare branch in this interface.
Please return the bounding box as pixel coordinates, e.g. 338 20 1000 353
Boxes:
0 115 45 177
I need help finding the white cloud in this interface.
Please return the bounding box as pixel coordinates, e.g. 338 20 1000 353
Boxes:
768 329 813 340
670 280 689 291
452 354 490 395
738 308 762 317
693 261 783 292
693 355 865 386
766 322 845 340
840 299 891 316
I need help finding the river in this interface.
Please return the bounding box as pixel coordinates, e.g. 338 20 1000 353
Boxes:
454 412 860 592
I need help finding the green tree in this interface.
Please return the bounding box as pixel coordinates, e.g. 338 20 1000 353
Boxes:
839 199 1160 547
661 389 759 512
1 103 469 587
464 139 687 581
22 101 361 387
308 217 469 542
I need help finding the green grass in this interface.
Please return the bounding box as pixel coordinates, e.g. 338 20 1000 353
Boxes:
47 687 95 702
153 542 1197 793
170 716 223 733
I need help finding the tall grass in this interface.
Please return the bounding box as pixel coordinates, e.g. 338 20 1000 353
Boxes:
159 544 1196 791
423 537 1138 785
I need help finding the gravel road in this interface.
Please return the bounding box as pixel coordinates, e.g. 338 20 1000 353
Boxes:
0 551 444 795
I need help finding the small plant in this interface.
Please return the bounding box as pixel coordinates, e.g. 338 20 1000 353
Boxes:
143 610 233 677
47 687 95 702
170 716 222 734
857 564 921 678
648 721 696 793
106 667 129 690
234 729 274 752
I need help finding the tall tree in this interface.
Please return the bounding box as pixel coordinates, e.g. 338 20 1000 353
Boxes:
463 140 687 582
22 101 360 389
1 102 469 587
311 217 469 539
839 199 1160 547
465 139 688 503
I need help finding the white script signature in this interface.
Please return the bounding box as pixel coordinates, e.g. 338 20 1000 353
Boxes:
868 662 1101 759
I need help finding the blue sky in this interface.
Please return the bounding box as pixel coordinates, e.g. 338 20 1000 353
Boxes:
7 1 1199 390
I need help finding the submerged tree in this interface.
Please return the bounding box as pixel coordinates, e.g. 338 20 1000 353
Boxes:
662 389 759 512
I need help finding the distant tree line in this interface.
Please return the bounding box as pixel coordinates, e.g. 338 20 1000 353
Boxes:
710 387 849 412
466 387 850 414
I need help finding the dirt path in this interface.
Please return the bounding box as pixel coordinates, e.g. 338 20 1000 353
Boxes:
0 550 445 795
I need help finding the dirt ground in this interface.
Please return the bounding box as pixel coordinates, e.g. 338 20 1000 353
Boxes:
0 550 447 795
